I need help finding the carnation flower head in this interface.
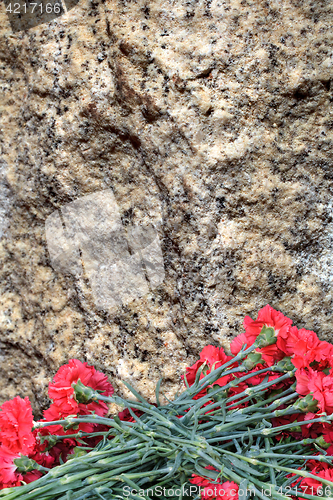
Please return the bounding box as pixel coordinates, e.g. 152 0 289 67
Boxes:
290 329 321 368
299 467 333 495
42 402 95 435
118 407 144 423
183 346 235 397
0 397 35 454
47 359 113 418
230 333 247 356
190 467 239 500
290 329 333 370
295 367 313 396
295 367 333 415
231 305 292 363
307 370 333 415
231 305 293 366
0 447 42 490
323 424 333 444
244 304 293 344
0 447 22 489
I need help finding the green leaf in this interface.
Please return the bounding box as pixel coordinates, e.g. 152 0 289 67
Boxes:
121 381 150 405
155 378 163 407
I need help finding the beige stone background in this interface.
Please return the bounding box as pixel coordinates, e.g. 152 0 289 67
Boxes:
0 0 333 416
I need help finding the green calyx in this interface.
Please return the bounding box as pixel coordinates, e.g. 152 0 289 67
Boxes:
67 447 89 460
276 356 295 372
243 352 263 370
38 433 59 450
293 394 319 413
255 326 276 348
13 456 39 474
72 379 98 404
315 435 331 449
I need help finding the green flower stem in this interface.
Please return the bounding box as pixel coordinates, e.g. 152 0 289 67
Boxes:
111 487 147 500
233 384 297 412
231 390 298 415
143 430 208 450
214 446 333 500
192 449 290 500
255 452 333 463
184 367 294 420
101 397 194 439
221 449 333 491
174 340 277 403
175 346 255 400
259 413 333 436
56 479 116 500
178 369 294 427
190 371 295 428
271 438 317 451
205 410 325 443
0 457 158 500
85 466 173 486
0 478 81 500
265 438 277 486
88 451 149 468
34 414 134 431
46 430 113 440
203 407 299 439
224 389 271 411
224 371 295 405
83 460 157 481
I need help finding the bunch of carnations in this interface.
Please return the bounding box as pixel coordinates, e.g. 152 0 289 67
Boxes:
1 305 333 499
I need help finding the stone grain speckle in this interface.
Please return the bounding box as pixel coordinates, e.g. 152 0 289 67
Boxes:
0 0 333 414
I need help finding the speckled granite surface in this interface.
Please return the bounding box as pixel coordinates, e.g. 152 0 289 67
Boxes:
0 0 333 415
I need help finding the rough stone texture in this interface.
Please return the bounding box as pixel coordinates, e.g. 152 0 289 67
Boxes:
0 0 333 415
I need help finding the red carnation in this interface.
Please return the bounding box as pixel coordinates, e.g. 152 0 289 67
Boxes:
47 359 113 418
299 467 333 496
35 424 76 466
296 368 333 415
308 370 333 415
244 364 281 388
0 448 22 489
295 368 312 396
323 424 333 444
118 408 144 423
190 466 239 499
0 447 42 490
244 305 292 344
276 325 298 356
0 397 35 454
230 333 247 356
42 402 95 434
231 305 292 365
183 346 235 397
291 329 321 369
